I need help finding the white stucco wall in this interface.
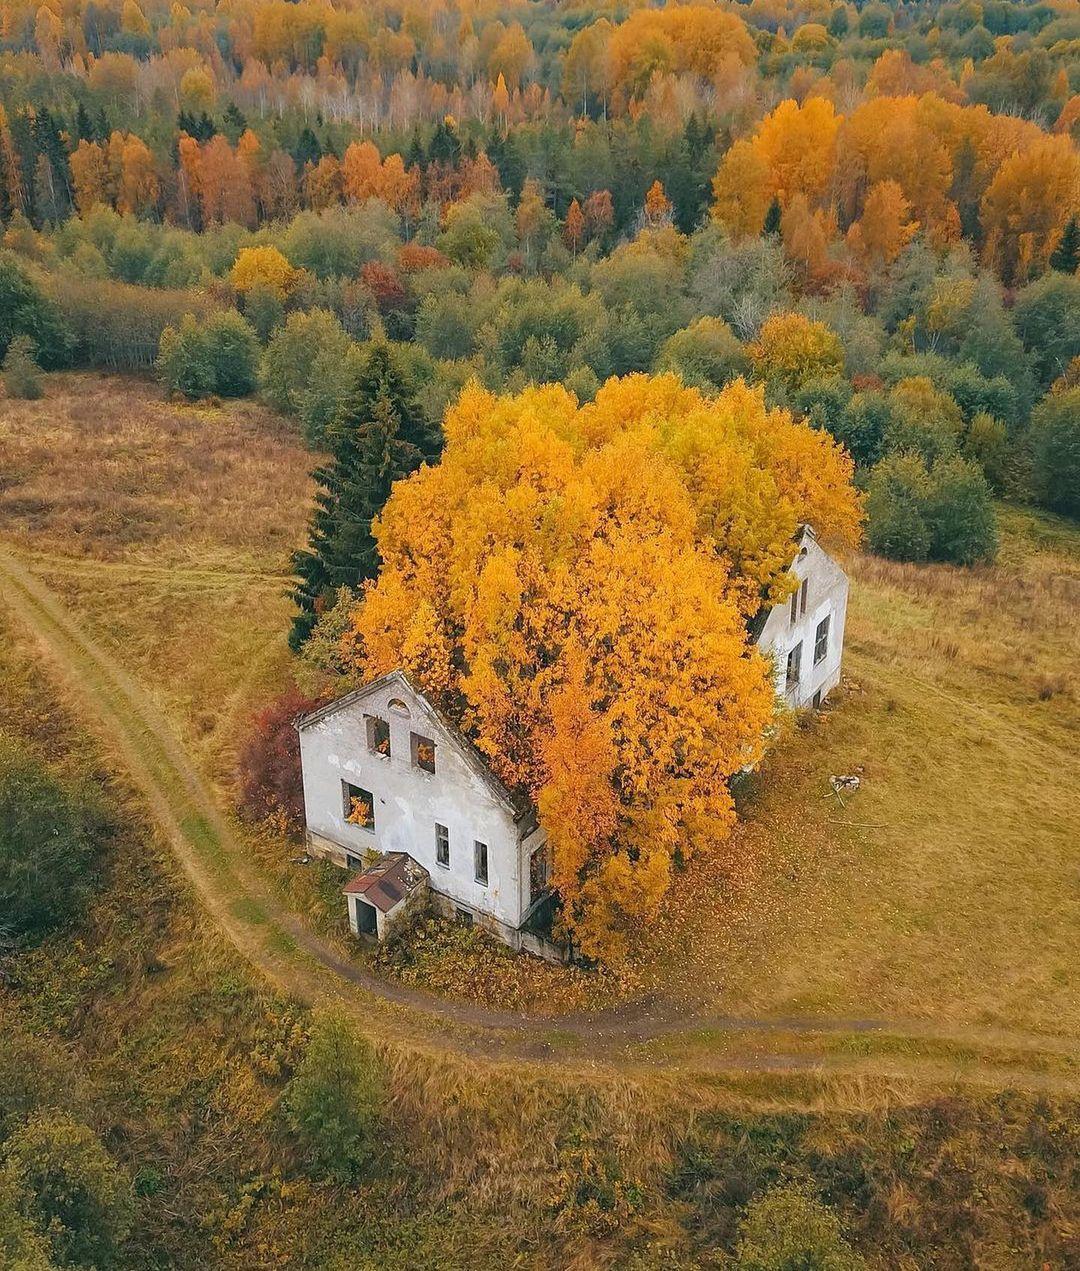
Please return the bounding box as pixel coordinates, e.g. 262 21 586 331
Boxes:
756 535 848 709
299 677 529 930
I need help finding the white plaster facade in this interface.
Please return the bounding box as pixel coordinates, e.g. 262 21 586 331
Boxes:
753 526 848 709
296 670 552 950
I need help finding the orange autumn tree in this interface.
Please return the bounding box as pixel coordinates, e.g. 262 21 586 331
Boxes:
334 375 860 964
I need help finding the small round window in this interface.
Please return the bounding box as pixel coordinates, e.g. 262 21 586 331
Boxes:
387 697 411 718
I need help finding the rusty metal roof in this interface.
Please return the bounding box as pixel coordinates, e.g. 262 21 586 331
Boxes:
342 852 428 913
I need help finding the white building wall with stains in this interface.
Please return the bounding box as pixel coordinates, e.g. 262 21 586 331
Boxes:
298 674 535 934
756 532 849 709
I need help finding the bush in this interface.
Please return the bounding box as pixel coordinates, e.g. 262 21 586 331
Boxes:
0 735 103 942
736 1183 865 1270
2 334 43 399
866 453 997 565
0 1173 53 1271
1029 387 1080 518
157 310 258 399
3 1111 133 1270
236 686 324 834
0 252 71 369
283 1013 384 1181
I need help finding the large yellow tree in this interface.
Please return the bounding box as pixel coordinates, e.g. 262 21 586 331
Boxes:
336 376 861 963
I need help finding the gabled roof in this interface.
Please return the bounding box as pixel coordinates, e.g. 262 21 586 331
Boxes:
296 668 529 819
343 851 428 912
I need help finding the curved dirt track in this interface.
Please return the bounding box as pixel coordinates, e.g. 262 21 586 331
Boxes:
2 547 1077 1086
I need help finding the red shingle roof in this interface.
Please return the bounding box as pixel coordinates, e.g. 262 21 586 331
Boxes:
342 852 428 913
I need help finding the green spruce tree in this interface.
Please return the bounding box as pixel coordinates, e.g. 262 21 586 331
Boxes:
290 342 441 650
1049 216 1079 275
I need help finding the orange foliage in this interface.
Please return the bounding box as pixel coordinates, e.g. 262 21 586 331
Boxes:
336 376 861 963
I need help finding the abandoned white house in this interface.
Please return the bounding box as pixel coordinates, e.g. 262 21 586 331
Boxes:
750 525 849 710
296 670 559 958
295 531 848 959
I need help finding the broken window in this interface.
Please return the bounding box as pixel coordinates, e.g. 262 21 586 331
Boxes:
814 615 830 665
343 781 374 830
435 822 450 868
366 715 391 758
785 641 802 689
455 907 473 927
474 840 488 886
412 732 436 774
529 843 549 906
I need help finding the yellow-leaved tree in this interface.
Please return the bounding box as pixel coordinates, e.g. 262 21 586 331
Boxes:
335 375 861 963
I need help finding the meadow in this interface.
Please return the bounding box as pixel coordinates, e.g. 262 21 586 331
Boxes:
2 370 1078 1053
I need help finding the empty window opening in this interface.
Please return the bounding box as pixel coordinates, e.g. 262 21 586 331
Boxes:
366 715 391 757
529 843 550 906
435 822 450 868
387 697 411 718
412 732 436 774
346 852 362 870
474 840 489 886
814 615 830 665
455 907 473 927
343 781 374 830
789 590 798 624
785 642 802 689
799 578 808 615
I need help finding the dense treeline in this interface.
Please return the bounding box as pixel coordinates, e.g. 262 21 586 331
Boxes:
1 0 1078 570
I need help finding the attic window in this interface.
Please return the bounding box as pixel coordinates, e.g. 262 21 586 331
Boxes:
800 578 808 615
387 697 411 718
366 715 391 758
412 732 436 774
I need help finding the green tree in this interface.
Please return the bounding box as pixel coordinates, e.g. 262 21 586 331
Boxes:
654 316 749 391
283 1013 384 1182
204 310 259 397
0 1174 55 1271
925 455 998 565
2 334 42 399
865 453 933 562
1013 273 1080 389
260 309 353 417
157 312 214 398
0 252 71 369
3 1112 133 1270
736 1184 866 1270
1049 215 1079 274
0 735 102 942
290 342 440 649
1029 388 1080 518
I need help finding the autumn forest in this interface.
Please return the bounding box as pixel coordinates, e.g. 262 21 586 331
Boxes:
1 0 1080 1266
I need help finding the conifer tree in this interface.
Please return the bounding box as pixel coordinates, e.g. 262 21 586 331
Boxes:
290 343 441 650
1050 216 1079 274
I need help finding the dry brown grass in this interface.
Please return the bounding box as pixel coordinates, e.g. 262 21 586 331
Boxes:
0 371 313 569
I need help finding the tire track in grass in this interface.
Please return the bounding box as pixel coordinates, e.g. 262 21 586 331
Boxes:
2 547 1078 1087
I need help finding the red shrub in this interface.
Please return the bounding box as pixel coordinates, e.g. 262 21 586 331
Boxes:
236 685 324 835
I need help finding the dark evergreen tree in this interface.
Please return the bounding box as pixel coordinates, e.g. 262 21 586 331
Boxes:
1050 216 1079 275
177 110 215 142
294 126 322 169
222 101 248 143
290 344 442 650
74 102 96 142
405 129 425 169
763 196 782 236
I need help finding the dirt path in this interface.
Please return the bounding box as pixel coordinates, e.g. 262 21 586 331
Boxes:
2 547 1077 1085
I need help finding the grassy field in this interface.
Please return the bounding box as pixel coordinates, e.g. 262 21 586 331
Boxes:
639 509 1080 1039
2 371 1079 1046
